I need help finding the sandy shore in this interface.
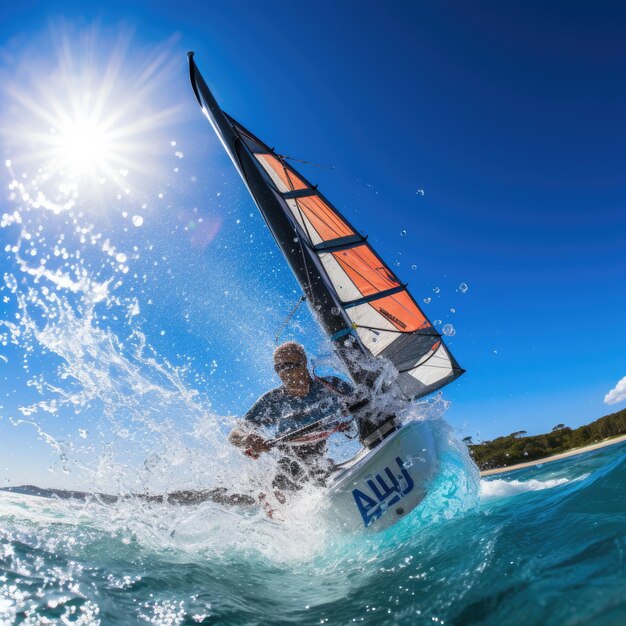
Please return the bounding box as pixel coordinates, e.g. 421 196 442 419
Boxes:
480 433 626 477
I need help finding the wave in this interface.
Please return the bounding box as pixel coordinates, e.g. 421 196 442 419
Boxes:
480 476 576 499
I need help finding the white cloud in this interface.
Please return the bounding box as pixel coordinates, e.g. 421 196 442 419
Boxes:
604 376 626 405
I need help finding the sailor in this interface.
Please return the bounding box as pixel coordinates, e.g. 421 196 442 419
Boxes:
229 342 354 498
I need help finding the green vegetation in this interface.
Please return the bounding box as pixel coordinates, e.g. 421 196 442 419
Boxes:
468 408 626 470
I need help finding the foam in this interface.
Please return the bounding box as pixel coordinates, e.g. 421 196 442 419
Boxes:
480 476 574 499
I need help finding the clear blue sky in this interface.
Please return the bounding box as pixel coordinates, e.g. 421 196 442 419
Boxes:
1 0 625 486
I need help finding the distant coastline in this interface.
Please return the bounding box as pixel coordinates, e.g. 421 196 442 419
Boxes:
480 433 626 476
469 406 626 475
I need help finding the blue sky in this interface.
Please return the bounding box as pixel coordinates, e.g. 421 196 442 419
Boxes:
1 0 625 486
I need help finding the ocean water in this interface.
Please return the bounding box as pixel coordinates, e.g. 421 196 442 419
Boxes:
2 439 626 625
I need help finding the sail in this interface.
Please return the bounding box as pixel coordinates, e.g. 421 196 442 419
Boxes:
188 53 464 400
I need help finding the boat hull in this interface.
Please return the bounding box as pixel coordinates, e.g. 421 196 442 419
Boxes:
325 421 437 531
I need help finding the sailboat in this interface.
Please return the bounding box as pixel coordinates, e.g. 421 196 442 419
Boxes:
188 53 464 530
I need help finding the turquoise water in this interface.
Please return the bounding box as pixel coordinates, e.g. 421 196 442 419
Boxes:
2 437 626 625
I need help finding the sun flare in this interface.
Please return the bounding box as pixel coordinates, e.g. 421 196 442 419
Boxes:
54 114 114 177
1 25 180 209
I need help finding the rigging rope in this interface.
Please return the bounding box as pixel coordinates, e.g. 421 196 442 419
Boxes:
274 295 307 344
278 153 335 169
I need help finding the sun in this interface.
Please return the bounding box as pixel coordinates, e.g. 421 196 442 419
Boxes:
48 105 118 179
56 116 113 177
1 24 180 208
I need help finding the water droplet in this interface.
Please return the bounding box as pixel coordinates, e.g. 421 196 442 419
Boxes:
459 282 469 294
394 260 401 267
411 264 417 270
423 297 431 304
450 307 456 313
434 319 442 326
293 237 299 242
331 307 341 316
132 215 144 227
416 189 424 196
442 323 455 336
492 350 498 355
400 229 407 236
433 287 440 294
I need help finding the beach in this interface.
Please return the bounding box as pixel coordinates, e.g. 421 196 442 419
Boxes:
480 433 626 476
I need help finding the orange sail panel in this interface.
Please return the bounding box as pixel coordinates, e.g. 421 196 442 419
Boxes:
255 153 308 192
370 292 429 333
288 195 355 244
332 245 399 297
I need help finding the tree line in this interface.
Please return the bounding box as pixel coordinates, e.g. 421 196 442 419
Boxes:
466 407 626 470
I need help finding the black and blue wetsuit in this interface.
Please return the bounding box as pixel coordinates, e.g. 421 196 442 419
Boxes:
244 376 353 491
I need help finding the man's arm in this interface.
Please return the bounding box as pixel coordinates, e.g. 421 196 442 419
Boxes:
229 391 277 455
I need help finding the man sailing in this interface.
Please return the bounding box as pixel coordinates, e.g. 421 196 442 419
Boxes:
229 342 354 505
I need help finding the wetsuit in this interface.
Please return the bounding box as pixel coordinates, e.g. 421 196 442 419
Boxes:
244 376 353 491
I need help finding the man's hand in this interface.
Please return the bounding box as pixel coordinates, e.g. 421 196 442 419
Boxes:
228 425 252 448
243 433 271 458
229 423 270 458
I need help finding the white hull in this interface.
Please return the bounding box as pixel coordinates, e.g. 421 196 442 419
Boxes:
326 421 437 531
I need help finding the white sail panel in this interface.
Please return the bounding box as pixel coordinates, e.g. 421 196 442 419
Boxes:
318 252 363 302
348 304 399 355
355 327 398 357
404 342 454 387
286 199 323 245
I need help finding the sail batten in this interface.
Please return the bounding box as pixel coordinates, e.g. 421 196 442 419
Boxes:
344 285 407 309
188 53 465 401
313 234 366 252
283 189 317 200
